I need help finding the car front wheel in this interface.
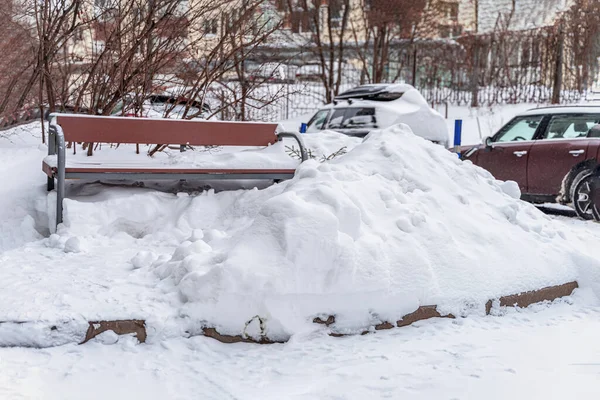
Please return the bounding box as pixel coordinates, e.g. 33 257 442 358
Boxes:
593 204 600 222
590 174 600 222
572 171 595 220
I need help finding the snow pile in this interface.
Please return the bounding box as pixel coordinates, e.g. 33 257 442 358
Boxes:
6 118 600 346
96 123 587 340
44 140 299 171
0 123 49 251
300 130 361 160
43 128 358 172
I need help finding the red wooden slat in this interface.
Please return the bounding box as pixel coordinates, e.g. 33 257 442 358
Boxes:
42 160 54 177
65 167 296 174
42 161 295 175
55 115 279 146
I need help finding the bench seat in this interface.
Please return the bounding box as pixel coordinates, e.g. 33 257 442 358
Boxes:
42 159 297 180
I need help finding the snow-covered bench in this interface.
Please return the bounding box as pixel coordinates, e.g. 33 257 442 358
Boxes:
43 114 307 227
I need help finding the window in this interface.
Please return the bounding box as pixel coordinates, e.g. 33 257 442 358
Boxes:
329 3 345 29
452 25 462 37
323 108 377 130
520 43 530 68
204 18 218 35
74 28 83 42
589 124 600 138
438 24 460 38
291 10 315 34
326 109 347 129
531 40 541 64
495 115 543 142
439 25 451 38
542 115 600 140
342 108 376 128
306 109 330 132
449 3 459 20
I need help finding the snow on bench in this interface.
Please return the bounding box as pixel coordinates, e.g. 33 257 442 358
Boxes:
43 114 307 228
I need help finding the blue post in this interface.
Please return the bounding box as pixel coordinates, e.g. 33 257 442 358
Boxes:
300 123 307 134
454 119 462 158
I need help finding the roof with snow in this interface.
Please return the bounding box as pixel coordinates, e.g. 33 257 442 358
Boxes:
476 0 571 34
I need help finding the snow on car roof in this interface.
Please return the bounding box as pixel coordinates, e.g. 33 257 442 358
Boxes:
518 105 600 116
314 86 448 144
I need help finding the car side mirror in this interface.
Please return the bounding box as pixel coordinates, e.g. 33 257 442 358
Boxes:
484 136 493 149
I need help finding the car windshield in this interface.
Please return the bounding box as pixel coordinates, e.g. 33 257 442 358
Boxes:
306 109 330 132
495 116 543 142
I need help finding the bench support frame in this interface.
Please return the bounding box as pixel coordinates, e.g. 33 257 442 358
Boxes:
46 118 307 229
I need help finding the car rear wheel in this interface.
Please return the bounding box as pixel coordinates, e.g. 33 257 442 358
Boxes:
571 171 595 220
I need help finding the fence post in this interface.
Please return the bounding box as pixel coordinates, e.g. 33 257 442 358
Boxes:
454 119 462 157
285 82 290 120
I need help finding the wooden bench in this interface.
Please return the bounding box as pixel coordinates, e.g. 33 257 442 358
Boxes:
44 114 307 227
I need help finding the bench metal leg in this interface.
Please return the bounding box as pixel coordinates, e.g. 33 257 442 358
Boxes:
56 172 64 227
47 177 55 191
56 126 66 228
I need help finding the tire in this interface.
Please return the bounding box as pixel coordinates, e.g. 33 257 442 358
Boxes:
571 170 595 220
591 176 600 222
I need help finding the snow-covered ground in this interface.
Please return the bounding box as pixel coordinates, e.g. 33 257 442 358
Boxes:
2 112 600 399
1 295 600 399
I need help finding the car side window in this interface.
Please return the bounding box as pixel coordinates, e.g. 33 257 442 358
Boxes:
342 108 376 128
326 109 347 129
495 116 543 142
306 109 330 132
541 115 600 139
589 124 600 138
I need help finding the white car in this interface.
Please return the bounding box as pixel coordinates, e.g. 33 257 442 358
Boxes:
305 84 449 147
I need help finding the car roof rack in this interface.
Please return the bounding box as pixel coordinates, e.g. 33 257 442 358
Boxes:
334 84 404 102
335 85 389 100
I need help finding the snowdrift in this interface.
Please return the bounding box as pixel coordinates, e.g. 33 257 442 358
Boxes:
61 124 592 341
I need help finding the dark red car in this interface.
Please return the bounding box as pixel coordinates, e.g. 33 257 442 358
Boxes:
461 106 600 219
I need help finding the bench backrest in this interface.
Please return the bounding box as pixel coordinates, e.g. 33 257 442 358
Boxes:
54 114 279 146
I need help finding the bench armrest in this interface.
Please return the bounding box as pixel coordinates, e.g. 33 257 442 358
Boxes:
48 118 66 228
277 131 308 162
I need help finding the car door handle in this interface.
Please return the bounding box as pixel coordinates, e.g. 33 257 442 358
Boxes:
513 151 528 157
569 149 585 156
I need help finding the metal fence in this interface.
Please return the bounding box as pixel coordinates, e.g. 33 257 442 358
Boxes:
213 77 594 123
